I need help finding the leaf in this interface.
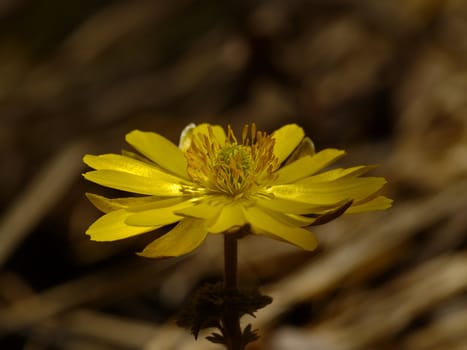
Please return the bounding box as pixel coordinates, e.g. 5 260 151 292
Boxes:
206 332 226 345
242 324 260 345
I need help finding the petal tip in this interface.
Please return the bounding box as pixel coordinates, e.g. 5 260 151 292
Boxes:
136 251 173 260
125 129 146 144
82 154 95 166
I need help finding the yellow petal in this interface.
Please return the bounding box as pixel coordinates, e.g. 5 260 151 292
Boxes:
175 198 222 219
207 201 246 233
84 154 165 176
271 124 305 164
192 123 226 145
125 130 188 178
86 209 157 241
83 170 183 196
273 149 346 185
138 219 207 258
309 200 353 225
346 196 393 213
279 213 316 227
268 200 351 227
178 123 197 151
121 149 155 164
244 206 318 250
284 137 315 165
83 153 186 186
85 193 160 213
298 165 377 184
125 199 195 226
254 195 347 215
87 195 186 217
268 177 387 205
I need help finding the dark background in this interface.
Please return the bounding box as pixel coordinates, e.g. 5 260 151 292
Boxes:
1 1 467 349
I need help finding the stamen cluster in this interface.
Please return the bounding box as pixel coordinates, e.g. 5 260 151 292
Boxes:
185 124 279 196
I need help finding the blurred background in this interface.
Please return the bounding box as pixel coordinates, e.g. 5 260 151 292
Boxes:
1 0 467 349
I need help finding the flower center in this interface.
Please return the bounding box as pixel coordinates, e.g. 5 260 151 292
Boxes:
185 124 279 196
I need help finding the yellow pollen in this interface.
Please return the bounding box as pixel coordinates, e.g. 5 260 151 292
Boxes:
185 124 279 196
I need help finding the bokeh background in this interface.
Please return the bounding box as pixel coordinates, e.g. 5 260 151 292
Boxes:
1 0 467 349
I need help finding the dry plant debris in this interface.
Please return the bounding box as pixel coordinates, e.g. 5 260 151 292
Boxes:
1 0 467 349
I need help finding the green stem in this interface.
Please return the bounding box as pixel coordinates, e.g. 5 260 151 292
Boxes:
223 234 243 350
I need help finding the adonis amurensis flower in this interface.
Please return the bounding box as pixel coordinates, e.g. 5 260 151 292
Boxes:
83 123 392 258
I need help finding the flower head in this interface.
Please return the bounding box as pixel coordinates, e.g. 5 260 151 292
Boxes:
83 123 392 258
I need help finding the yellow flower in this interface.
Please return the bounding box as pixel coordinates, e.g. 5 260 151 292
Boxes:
83 123 392 258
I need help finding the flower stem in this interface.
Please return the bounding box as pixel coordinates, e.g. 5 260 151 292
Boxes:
223 234 244 350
